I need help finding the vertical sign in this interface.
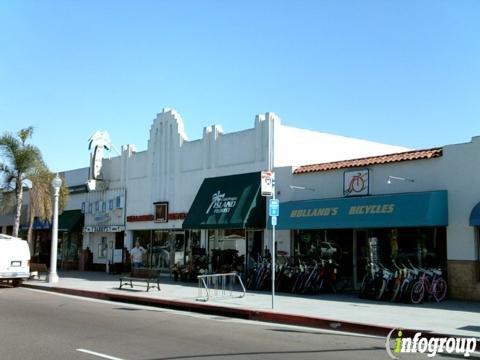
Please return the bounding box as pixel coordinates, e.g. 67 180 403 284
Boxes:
261 171 275 197
269 198 280 217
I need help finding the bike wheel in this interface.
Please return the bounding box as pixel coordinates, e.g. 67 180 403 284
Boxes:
375 280 387 300
360 274 376 299
359 274 370 298
432 278 447 302
410 281 425 304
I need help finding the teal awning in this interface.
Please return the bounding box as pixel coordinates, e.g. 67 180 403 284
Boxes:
276 190 448 230
470 202 480 226
183 172 266 229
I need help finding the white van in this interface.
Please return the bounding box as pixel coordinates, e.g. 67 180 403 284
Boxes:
0 234 31 287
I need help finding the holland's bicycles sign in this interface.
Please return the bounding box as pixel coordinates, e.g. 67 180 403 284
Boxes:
344 169 369 196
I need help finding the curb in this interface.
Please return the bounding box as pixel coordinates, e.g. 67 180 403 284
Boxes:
21 283 475 342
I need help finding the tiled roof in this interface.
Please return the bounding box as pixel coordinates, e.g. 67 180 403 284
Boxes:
293 147 443 174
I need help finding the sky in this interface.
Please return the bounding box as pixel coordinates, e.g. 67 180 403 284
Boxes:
1 0 479 172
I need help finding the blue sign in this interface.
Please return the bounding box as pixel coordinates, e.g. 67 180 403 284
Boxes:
271 216 277 226
269 199 280 217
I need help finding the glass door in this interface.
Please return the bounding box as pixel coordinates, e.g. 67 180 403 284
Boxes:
171 231 186 267
151 230 170 272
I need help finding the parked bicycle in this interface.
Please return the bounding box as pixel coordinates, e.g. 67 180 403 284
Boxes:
247 257 338 294
359 259 447 304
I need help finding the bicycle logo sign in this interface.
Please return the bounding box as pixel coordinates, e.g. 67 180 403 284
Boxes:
344 170 369 196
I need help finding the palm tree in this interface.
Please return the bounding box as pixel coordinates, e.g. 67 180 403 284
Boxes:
26 165 69 252
0 127 42 237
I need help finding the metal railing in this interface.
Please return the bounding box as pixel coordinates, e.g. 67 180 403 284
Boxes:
197 272 246 302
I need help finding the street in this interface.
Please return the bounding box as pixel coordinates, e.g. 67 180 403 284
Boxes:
0 287 422 360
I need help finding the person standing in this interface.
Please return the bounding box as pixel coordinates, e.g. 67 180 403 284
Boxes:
130 240 146 269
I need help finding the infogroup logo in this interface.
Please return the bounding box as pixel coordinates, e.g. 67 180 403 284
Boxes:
385 329 478 359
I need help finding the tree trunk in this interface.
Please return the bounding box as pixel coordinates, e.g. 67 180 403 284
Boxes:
27 204 34 254
13 180 23 238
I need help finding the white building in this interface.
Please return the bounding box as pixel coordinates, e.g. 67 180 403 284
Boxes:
82 108 406 273
273 136 480 300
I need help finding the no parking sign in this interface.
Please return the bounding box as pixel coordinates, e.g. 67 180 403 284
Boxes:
261 171 275 196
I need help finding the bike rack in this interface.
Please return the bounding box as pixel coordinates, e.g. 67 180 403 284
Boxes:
196 272 246 302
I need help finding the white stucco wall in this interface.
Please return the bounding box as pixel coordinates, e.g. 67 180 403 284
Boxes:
62 167 89 187
274 122 409 167
90 108 410 233
61 167 89 211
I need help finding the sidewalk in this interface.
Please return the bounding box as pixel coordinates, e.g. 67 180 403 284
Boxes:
22 271 480 338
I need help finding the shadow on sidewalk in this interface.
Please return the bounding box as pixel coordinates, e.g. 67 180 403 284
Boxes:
54 270 480 315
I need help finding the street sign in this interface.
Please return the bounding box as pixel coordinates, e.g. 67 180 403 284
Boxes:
261 171 275 196
269 198 280 217
271 216 277 226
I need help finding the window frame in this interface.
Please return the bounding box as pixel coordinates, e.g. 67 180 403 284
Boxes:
154 202 169 223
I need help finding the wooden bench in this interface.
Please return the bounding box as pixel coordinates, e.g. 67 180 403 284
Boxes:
30 263 48 280
119 268 161 292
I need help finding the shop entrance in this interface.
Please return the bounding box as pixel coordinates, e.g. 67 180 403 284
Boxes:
247 230 263 261
150 230 186 272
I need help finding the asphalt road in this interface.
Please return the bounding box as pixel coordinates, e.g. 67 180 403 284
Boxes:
0 287 425 360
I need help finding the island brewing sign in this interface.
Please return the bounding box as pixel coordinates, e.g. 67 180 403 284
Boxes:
205 191 238 214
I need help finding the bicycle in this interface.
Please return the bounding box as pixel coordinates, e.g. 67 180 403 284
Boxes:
410 266 447 304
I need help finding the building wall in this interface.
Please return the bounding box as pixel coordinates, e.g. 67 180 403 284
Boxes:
61 167 89 211
274 122 408 167
96 109 409 224
275 136 480 300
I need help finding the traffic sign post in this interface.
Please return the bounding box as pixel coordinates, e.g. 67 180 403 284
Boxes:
262 170 278 309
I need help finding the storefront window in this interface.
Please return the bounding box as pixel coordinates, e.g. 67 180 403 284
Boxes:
131 230 186 271
185 230 203 263
151 231 169 270
293 229 345 264
208 229 246 273
171 231 186 266
247 231 264 264
132 230 151 266
292 227 447 292
62 232 81 261
98 237 107 258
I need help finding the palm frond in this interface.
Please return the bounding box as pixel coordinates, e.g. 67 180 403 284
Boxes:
18 127 34 145
0 190 15 214
0 126 43 237
0 133 21 165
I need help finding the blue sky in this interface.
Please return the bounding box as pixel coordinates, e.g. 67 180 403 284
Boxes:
1 0 479 172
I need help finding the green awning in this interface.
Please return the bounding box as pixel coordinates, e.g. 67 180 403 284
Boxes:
58 210 84 232
276 190 448 230
183 172 266 229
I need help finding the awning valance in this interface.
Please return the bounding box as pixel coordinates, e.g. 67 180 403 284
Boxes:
59 210 84 232
33 218 51 230
276 190 448 230
182 172 266 229
469 202 480 226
